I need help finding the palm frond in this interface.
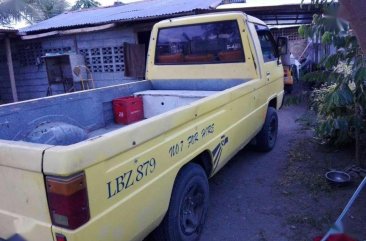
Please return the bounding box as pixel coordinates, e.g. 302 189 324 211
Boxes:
71 0 101 11
0 0 41 24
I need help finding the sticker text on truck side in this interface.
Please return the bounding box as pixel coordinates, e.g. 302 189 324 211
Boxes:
107 158 156 199
168 123 215 158
212 135 229 172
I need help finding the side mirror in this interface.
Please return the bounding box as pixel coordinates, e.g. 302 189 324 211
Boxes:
277 37 289 56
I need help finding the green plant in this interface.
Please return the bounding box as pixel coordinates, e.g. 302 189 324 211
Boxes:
35 0 69 20
322 31 332 45
302 70 330 88
315 54 366 166
300 0 366 167
0 0 39 24
298 25 311 38
0 0 69 24
71 0 101 11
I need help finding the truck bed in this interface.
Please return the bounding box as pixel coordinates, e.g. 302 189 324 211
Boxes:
78 90 218 139
0 80 240 146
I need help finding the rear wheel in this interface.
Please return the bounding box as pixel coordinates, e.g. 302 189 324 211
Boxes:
254 107 278 152
153 163 209 241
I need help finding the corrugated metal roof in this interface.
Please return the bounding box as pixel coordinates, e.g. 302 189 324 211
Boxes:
218 1 316 26
21 0 221 33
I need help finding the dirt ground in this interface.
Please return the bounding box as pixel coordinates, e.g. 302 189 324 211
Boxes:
198 103 366 241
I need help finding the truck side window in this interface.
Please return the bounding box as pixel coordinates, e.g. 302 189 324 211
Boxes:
255 24 278 62
155 20 245 65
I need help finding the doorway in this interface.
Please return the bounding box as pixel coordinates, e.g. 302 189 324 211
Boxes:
137 31 152 59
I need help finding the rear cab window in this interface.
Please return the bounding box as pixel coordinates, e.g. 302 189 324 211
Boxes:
255 24 278 62
155 20 245 65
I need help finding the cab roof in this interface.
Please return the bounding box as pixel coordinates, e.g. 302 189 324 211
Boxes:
156 11 267 27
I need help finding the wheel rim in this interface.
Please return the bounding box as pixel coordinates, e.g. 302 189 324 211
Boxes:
268 116 277 147
180 184 205 235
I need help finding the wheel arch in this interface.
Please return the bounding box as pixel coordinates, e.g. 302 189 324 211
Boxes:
268 97 277 110
190 150 213 178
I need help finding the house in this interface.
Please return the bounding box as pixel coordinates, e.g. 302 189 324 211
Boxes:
0 0 317 104
0 0 225 103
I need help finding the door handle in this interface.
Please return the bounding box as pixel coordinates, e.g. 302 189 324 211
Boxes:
266 72 271 76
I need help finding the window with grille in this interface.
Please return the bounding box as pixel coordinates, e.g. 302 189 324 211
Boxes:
13 42 125 73
79 46 125 73
15 42 43 66
14 43 72 66
271 28 305 41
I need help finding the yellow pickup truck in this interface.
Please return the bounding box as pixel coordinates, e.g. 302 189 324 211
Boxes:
0 12 286 241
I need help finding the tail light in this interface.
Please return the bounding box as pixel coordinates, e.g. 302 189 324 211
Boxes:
46 172 90 230
284 69 289 77
56 233 67 241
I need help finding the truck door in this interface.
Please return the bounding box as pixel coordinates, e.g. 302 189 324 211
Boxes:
255 25 283 84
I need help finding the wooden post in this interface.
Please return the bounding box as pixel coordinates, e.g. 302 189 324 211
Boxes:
5 37 18 102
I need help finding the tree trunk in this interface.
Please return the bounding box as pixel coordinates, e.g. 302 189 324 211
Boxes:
339 0 366 53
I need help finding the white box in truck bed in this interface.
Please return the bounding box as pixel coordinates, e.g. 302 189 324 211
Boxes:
134 90 219 118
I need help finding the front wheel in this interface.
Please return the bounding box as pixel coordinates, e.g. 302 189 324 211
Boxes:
254 107 278 152
153 163 209 241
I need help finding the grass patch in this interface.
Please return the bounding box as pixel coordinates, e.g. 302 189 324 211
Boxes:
296 112 317 130
283 91 310 106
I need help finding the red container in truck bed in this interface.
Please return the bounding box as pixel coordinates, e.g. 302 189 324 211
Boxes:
112 96 144 124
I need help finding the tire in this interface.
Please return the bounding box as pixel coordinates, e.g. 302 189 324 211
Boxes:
152 163 209 241
254 107 278 152
23 122 87 145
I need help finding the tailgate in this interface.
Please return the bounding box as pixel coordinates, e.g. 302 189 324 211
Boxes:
0 141 53 241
